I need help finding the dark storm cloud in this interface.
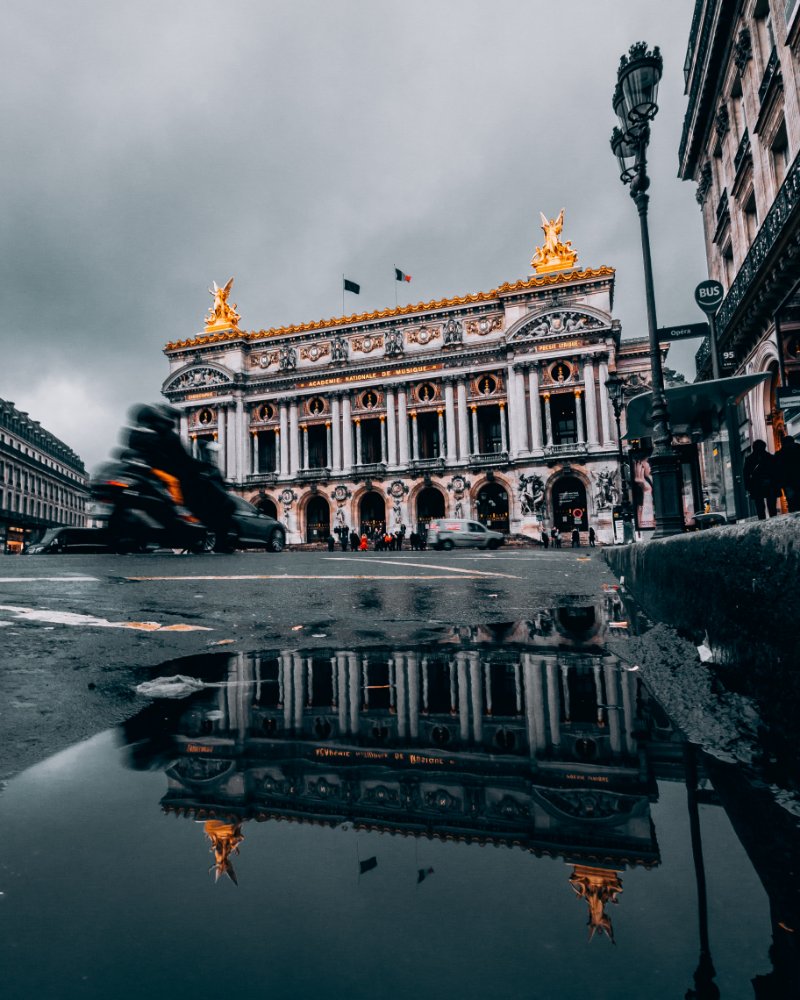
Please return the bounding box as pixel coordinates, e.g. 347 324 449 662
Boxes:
1 0 707 469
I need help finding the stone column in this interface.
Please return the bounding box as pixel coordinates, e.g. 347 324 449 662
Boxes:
302 425 309 470
543 393 553 448
331 395 342 471
293 652 304 730
545 659 561 747
395 653 407 739
217 407 227 477
342 394 353 472
505 365 517 455
499 402 508 454
380 415 387 464
574 390 585 445
386 388 398 467
407 652 419 738
469 652 482 743
289 400 300 476
515 367 529 453
348 653 359 737
355 418 363 466
598 356 611 445
179 411 189 446
397 386 409 466
444 380 457 464
336 652 348 733
235 396 245 483
274 427 281 474
411 411 419 460
326 421 332 467
456 379 469 461
470 405 479 454
252 432 259 475
583 356 599 447
528 366 543 453
437 409 445 458
456 654 470 742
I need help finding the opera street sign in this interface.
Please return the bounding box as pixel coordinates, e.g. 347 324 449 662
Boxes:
657 322 709 340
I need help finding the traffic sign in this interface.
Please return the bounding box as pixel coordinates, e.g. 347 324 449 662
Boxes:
695 279 724 314
721 349 737 373
658 322 709 340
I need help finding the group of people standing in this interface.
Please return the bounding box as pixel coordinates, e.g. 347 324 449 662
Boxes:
743 433 800 519
541 525 596 549
327 524 410 552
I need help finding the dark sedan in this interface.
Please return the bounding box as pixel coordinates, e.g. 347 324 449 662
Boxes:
222 496 286 552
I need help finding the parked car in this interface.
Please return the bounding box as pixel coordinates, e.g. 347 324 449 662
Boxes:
427 518 504 551
25 527 113 554
224 496 286 552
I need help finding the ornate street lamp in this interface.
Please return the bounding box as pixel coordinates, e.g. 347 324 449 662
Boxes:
605 372 635 543
610 42 684 537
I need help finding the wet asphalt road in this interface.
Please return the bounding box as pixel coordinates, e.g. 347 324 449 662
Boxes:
0 547 618 781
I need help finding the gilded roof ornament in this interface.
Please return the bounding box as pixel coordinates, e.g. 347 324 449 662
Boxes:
531 208 578 274
205 277 241 332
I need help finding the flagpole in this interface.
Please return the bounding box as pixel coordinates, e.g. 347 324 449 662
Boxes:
394 267 398 309
342 273 345 317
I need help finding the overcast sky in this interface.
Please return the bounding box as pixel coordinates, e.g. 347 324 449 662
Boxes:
2 0 708 472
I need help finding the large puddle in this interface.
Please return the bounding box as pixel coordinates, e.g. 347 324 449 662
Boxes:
1 598 797 999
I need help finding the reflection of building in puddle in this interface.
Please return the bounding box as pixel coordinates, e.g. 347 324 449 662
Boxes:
126 633 671 941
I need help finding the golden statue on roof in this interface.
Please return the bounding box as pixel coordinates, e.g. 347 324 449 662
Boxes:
204 819 244 884
205 277 241 332
531 208 578 274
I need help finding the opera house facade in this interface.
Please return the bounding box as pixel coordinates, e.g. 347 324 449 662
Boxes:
162 219 657 543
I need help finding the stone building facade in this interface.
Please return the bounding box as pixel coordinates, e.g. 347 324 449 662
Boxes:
0 398 88 553
679 0 800 441
163 249 656 545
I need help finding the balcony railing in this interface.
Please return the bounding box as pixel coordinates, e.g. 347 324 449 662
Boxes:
715 148 800 338
467 451 508 468
544 442 588 457
408 457 445 473
353 462 387 476
246 472 278 485
758 46 780 105
296 467 331 481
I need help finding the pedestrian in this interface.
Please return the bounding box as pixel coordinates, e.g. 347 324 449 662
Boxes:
775 433 800 513
359 533 369 551
340 528 349 552
327 534 335 552
743 439 779 519
350 530 360 551
571 527 580 548
542 530 549 549
588 526 596 548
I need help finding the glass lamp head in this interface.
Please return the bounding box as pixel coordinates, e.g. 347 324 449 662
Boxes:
616 42 663 126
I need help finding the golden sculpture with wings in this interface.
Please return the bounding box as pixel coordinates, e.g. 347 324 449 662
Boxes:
205 277 241 331
531 208 578 274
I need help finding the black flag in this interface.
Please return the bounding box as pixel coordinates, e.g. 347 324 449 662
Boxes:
359 856 378 874
343 278 360 294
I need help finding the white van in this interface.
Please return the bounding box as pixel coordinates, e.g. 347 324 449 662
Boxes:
427 518 505 551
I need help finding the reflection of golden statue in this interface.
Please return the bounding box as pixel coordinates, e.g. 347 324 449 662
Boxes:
569 865 623 943
205 278 241 332
531 209 579 274
204 820 244 884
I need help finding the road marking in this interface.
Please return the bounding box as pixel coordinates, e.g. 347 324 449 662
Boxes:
324 558 519 579
0 576 100 583
125 574 493 581
0 604 211 632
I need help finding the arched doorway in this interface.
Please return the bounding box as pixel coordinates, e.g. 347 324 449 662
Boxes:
305 495 330 543
475 482 509 532
359 492 386 537
415 486 445 530
552 475 588 532
253 495 278 520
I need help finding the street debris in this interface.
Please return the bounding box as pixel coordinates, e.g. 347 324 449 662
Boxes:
0 604 212 632
135 675 206 699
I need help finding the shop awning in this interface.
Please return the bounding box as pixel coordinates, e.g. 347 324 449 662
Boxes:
624 372 770 440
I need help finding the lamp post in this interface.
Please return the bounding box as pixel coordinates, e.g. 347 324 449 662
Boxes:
605 372 635 543
610 42 684 537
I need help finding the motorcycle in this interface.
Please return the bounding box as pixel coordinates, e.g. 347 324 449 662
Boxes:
91 449 212 554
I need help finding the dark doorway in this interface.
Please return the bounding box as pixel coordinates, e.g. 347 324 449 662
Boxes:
417 412 440 458
550 393 579 444
305 495 330 542
476 482 509 532
552 475 588 531
359 491 386 536
360 419 382 464
476 405 503 454
307 425 328 469
256 431 277 473
253 495 278 519
416 486 445 527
